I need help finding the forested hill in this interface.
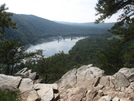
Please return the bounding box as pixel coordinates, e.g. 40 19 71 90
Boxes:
55 21 115 28
5 14 114 44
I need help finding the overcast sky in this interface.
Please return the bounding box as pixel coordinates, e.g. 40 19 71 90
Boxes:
1 0 117 23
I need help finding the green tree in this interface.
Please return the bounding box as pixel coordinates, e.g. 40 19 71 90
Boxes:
0 40 25 75
95 0 134 44
0 39 39 75
109 18 134 45
0 4 17 74
123 44 134 67
95 0 134 23
95 0 134 71
0 4 38 75
97 47 124 74
0 4 16 39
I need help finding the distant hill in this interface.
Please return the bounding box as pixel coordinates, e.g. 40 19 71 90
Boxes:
55 21 115 28
5 14 114 44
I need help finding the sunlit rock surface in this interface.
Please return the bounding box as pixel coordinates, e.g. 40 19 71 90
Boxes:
0 65 134 101
56 64 134 101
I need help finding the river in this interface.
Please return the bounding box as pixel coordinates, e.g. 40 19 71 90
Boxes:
26 37 86 57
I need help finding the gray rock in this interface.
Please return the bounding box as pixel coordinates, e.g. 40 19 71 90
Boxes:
128 74 134 82
15 68 28 76
0 85 18 92
56 65 134 101
114 72 130 90
112 97 120 101
19 78 34 93
0 69 58 101
34 83 58 90
36 86 54 101
0 66 133 101
27 90 40 101
56 68 77 90
86 89 98 99
98 96 112 101
99 76 110 86
29 72 39 80
0 74 22 89
119 68 134 79
15 68 40 82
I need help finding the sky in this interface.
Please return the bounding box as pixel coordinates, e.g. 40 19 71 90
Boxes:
1 0 117 23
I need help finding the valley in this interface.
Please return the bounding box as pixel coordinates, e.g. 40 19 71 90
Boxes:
5 14 114 44
2 13 123 83
1 13 117 82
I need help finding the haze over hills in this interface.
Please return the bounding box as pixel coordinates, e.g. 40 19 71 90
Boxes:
55 21 115 28
5 14 115 44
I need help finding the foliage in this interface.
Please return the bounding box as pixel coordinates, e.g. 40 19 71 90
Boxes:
95 0 134 44
97 47 124 74
95 0 134 72
4 14 114 44
0 39 38 75
0 4 18 75
0 4 38 75
109 18 134 45
0 89 20 101
0 4 16 39
23 50 78 83
69 34 134 74
95 0 134 23
21 34 120 82
16 33 134 82
69 34 112 65
123 43 134 67
0 40 24 74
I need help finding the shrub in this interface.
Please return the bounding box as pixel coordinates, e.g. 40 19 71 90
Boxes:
0 89 20 101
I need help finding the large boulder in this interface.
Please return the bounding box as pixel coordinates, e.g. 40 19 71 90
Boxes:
0 68 59 101
0 74 22 91
56 64 134 101
34 84 57 101
19 78 34 93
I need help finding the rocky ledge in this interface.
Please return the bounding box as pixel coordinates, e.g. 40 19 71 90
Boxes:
0 65 134 101
56 64 134 101
0 68 59 101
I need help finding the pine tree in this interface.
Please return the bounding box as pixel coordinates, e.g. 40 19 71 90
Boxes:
95 0 134 45
95 0 134 71
0 4 16 39
95 0 134 24
0 40 25 75
0 4 38 75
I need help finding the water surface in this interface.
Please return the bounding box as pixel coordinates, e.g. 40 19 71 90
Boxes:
27 37 85 57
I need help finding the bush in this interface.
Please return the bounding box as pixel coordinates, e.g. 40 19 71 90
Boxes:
0 89 20 101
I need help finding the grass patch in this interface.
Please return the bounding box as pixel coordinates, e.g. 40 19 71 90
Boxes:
0 89 20 101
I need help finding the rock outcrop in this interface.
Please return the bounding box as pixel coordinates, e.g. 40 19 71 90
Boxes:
0 65 134 101
56 64 134 101
0 68 59 101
